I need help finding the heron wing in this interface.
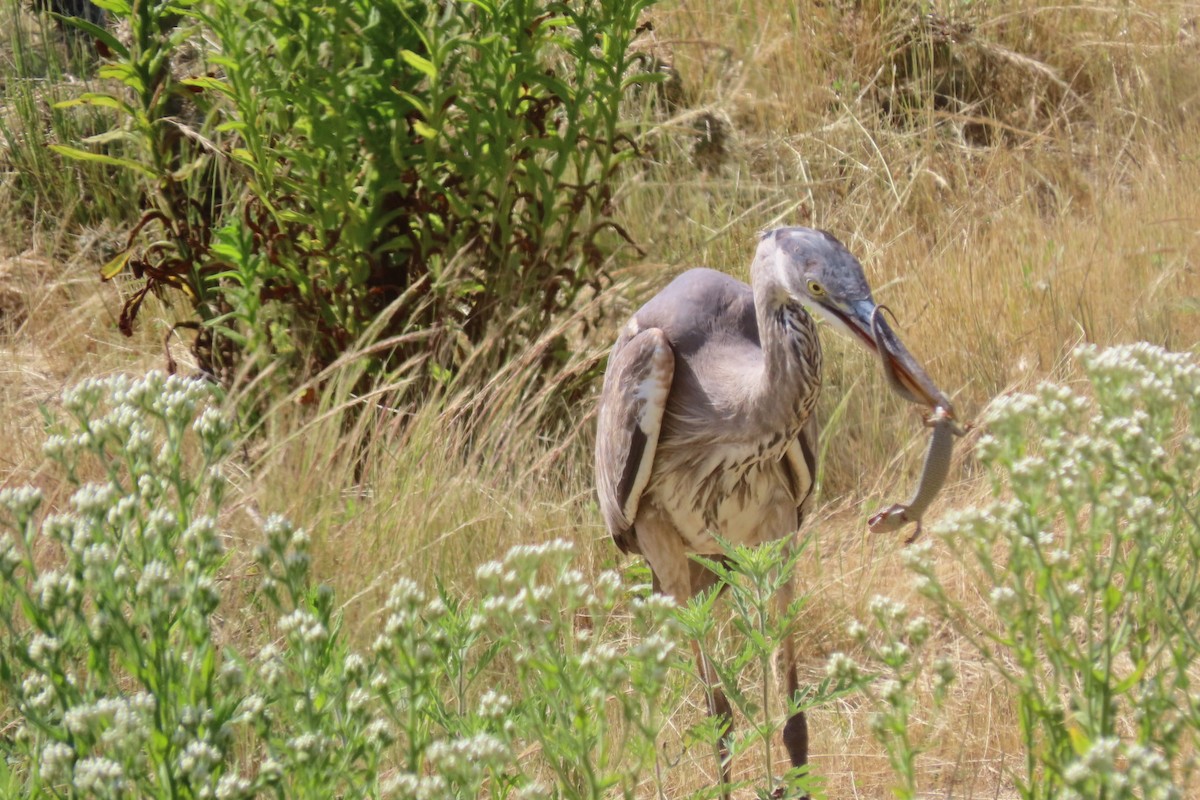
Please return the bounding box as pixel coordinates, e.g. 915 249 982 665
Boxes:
595 325 674 554
783 412 820 528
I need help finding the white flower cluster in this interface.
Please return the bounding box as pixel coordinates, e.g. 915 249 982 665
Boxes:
1078 342 1200 410
178 738 223 781
826 651 860 683
424 732 509 778
0 532 21 577
70 482 119 519
381 771 449 799
286 731 332 763
867 595 907 625
0 486 43 521
183 516 225 562
476 688 512 720
55 372 224 470
63 694 156 751
279 608 329 645
72 755 126 792
33 569 80 614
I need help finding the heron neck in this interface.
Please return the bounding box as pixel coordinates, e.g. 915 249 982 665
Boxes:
753 284 822 425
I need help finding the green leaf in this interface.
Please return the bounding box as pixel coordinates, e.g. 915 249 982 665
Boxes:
181 76 235 99
1113 659 1148 693
98 63 145 94
49 145 156 177
229 148 257 168
82 129 141 147
412 119 437 139
100 248 133 281
400 49 437 80
1104 583 1122 615
89 0 132 12
54 92 136 117
52 13 128 57
393 90 430 118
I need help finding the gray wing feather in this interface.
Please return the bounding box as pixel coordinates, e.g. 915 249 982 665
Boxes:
595 325 674 553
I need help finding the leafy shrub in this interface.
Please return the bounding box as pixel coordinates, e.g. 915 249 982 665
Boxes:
854 343 1200 799
52 0 656 399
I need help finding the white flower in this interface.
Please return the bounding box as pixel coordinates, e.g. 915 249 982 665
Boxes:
179 739 222 780
364 718 394 747
137 560 173 598
34 570 80 613
40 741 75 784
989 586 1017 611
0 533 21 576
905 615 931 646
73 756 125 792
28 633 61 664
477 689 512 719
69 482 117 517
0 486 43 519
867 595 906 622
344 652 367 679
826 652 859 682
215 771 252 800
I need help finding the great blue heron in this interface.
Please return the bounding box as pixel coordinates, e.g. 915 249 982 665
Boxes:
594 226 952 794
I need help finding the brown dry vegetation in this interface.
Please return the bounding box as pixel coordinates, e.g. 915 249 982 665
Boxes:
3 0 1200 797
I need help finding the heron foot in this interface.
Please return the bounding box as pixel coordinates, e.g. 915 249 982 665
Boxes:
782 709 808 767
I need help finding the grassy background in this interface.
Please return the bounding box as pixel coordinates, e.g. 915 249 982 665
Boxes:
2 0 1200 796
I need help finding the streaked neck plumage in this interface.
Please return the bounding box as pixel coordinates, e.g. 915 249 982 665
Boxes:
750 257 823 430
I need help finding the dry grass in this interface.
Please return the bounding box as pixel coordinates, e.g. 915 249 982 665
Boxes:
3 0 1200 796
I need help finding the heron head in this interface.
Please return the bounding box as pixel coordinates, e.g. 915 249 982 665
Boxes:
754 226 953 412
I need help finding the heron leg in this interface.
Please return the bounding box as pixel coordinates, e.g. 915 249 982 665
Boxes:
635 513 735 799
777 552 809 799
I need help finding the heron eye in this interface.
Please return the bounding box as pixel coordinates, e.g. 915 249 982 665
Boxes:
807 280 826 297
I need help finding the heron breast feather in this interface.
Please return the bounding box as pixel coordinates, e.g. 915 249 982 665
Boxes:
651 449 800 552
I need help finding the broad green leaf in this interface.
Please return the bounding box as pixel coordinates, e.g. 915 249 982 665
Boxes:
49 145 156 177
100 248 133 281
1104 583 1122 615
399 49 437 80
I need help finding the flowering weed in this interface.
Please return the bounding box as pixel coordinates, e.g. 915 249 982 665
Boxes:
0 374 684 798
892 344 1200 799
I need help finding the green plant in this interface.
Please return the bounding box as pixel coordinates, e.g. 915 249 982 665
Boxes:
0 372 244 797
679 537 860 799
829 590 953 800
0 374 683 799
47 0 658 402
50 0 232 345
0 4 142 228
902 343 1200 799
